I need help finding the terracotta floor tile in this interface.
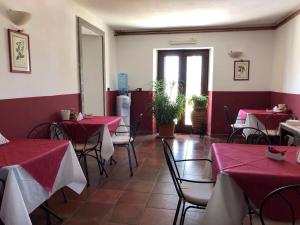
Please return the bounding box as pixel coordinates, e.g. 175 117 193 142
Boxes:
100 180 129 190
109 203 144 225
117 191 150 205
139 208 175 225
28 134 225 225
147 193 178 210
88 189 123 204
152 182 176 195
72 202 113 222
126 180 155 193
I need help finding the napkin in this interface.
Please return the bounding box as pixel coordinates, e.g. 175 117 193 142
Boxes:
0 133 9 145
76 112 84 121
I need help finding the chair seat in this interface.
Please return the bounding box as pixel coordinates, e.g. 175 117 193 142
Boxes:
112 135 133 145
231 123 246 129
181 181 213 205
261 129 279 136
243 214 297 225
74 143 97 151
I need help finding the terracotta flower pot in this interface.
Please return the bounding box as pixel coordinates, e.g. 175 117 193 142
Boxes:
191 109 207 134
158 124 175 138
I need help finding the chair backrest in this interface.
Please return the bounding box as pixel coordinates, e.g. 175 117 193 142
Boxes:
130 113 143 140
161 138 184 198
27 122 63 139
228 127 271 145
224 105 233 127
58 121 100 150
261 113 282 135
260 184 300 225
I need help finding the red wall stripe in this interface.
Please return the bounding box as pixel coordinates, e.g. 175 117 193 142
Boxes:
209 91 271 135
0 94 80 138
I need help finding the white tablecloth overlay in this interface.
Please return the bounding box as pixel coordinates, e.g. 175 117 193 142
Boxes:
236 111 266 137
0 142 87 225
201 150 248 225
99 118 126 160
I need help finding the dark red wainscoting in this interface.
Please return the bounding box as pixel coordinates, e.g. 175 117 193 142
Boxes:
106 91 118 116
208 91 271 135
0 94 80 138
106 90 155 134
271 92 300 119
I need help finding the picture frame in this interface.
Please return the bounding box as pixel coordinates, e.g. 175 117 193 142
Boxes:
234 60 249 80
8 29 31 73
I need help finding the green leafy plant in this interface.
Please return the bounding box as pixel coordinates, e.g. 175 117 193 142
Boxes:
152 80 185 125
188 95 208 110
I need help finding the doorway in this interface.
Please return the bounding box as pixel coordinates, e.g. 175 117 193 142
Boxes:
157 49 209 133
77 17 105 115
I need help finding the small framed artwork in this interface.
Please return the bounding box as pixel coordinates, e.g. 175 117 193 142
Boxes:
8 29 31 73
234 60 249 80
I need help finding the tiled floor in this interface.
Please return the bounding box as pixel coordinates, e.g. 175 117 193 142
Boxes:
30 134 225 225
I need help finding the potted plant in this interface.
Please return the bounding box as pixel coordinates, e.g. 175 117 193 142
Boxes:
188 95 208 134
152 80 185 137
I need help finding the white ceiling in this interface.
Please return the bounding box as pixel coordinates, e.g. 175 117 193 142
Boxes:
74 0 300 30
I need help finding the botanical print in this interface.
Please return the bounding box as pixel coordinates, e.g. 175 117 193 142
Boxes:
12 34 28 68
234 61 249 80
8 29 31 73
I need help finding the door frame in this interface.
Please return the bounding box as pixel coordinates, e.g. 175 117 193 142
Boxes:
77 17 106 115
157 49 209 133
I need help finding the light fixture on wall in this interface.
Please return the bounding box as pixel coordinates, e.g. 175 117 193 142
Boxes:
228 51 243 58
7 9 32 26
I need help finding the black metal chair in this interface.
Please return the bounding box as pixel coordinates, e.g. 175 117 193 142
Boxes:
245 184 300 225
257 114 283 145
224 105 246 142
161 138 215 225
111 113 143 176
228 127 271 145
27 122 68 224
58 121 107 186
259 184 300 225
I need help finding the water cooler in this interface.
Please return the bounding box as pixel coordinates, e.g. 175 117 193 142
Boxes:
116 95 131 125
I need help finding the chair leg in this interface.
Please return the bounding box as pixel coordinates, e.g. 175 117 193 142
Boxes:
40 203 63 223
131 142 138 167
173 199 182 225
226 129 232 142
83 154 90 186
94 149 103 175
126 145 133 176
179 201 186 225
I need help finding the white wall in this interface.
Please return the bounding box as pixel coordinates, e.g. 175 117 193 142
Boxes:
272 15 300 94
116 30 274 91
0 0 117 100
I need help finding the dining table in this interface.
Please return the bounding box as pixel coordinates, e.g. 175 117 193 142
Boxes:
61 116 124 160
0 139 86 225
201 143 300 225
236 109 290 129
280 122 300 146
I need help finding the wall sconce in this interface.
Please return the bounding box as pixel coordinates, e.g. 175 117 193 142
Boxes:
228 51 243 58
7 9 32 26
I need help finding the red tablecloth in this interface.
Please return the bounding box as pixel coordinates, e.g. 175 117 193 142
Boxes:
0 139 69 192
62 116 122 143
78 116 121 134
212 143 300 221
238 109 290 129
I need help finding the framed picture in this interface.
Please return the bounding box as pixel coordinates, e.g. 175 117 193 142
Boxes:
234 60 249 80
8 29 31 73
